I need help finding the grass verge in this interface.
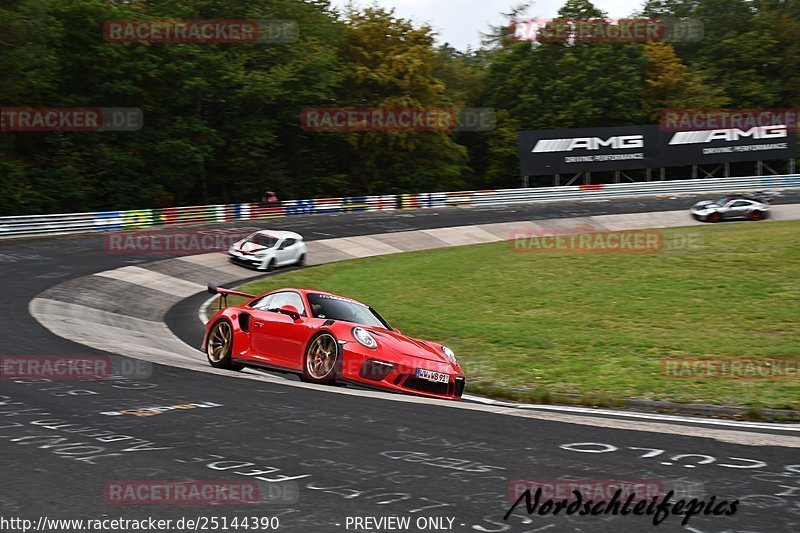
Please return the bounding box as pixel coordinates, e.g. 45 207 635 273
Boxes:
222 221 800 411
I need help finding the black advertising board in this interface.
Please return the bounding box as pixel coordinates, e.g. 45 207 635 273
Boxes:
518 124 797 175
517 125 661 174
660 125 797 166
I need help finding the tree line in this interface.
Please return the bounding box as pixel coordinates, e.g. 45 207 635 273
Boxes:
2 0 799 215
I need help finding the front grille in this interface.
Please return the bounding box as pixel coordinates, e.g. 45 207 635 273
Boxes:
403 377 450 396
359 360 393 381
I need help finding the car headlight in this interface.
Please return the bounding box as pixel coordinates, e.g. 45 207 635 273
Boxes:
442 345 458 365
353 327 378 349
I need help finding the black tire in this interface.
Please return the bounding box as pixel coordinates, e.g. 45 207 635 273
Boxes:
296 254 306 267
206 319 244 371
301 332 340 384
266 258 276 272
750 210 763 221
708 212 722 223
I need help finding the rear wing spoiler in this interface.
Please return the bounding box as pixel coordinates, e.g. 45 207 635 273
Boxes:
207 283 256 310
207 283 256 299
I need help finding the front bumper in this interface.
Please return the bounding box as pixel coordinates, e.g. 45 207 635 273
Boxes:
340 346 466 400
228 252 265 267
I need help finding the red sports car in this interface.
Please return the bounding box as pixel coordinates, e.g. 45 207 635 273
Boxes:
202 285 466 400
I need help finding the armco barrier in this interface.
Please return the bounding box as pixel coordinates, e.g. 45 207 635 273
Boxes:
0 195 397 238
2 175 799 239
401 174 800 209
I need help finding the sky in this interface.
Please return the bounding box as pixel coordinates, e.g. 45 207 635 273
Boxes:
332 0 644 50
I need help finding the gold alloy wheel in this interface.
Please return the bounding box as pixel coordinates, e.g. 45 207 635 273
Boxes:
207 321 232 363
306 334 338 380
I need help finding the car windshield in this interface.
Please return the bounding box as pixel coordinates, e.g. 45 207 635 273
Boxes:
715 198 732 206
307 293 390 329
248 233 278 248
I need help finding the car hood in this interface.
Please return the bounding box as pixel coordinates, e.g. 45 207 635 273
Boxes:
692 201 717 210
234 241 269 253
366 328 448 363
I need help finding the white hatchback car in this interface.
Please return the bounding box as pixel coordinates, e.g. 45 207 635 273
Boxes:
228 230 307 271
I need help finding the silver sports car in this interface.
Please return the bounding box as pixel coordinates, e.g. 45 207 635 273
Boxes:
690 195 771 223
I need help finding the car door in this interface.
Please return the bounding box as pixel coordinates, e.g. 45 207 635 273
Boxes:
243 294 276 364
724 200 750 219
249 291 309 370
274 238 296 265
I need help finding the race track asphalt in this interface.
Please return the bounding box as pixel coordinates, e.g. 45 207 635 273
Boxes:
2 193 799 532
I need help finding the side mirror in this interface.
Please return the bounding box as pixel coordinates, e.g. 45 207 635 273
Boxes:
278 305 301 321
394 329 401 335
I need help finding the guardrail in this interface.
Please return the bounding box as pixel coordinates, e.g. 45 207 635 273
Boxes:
0 195 397 238
2 175 799 239
401 174 800 209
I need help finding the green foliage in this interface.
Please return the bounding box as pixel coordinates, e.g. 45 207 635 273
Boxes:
1 0 799 214
474 0 800 182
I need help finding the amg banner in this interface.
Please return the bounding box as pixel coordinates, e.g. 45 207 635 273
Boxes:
661 125 797 166
518 125 797 175
517 125 661 174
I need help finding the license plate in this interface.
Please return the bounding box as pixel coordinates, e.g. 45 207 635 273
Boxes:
415 368 449 383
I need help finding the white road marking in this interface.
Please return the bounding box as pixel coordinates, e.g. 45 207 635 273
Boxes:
30 294 800 444
461 394 800 432
198 294 216 325
95 266 205 297
30 205 800 440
